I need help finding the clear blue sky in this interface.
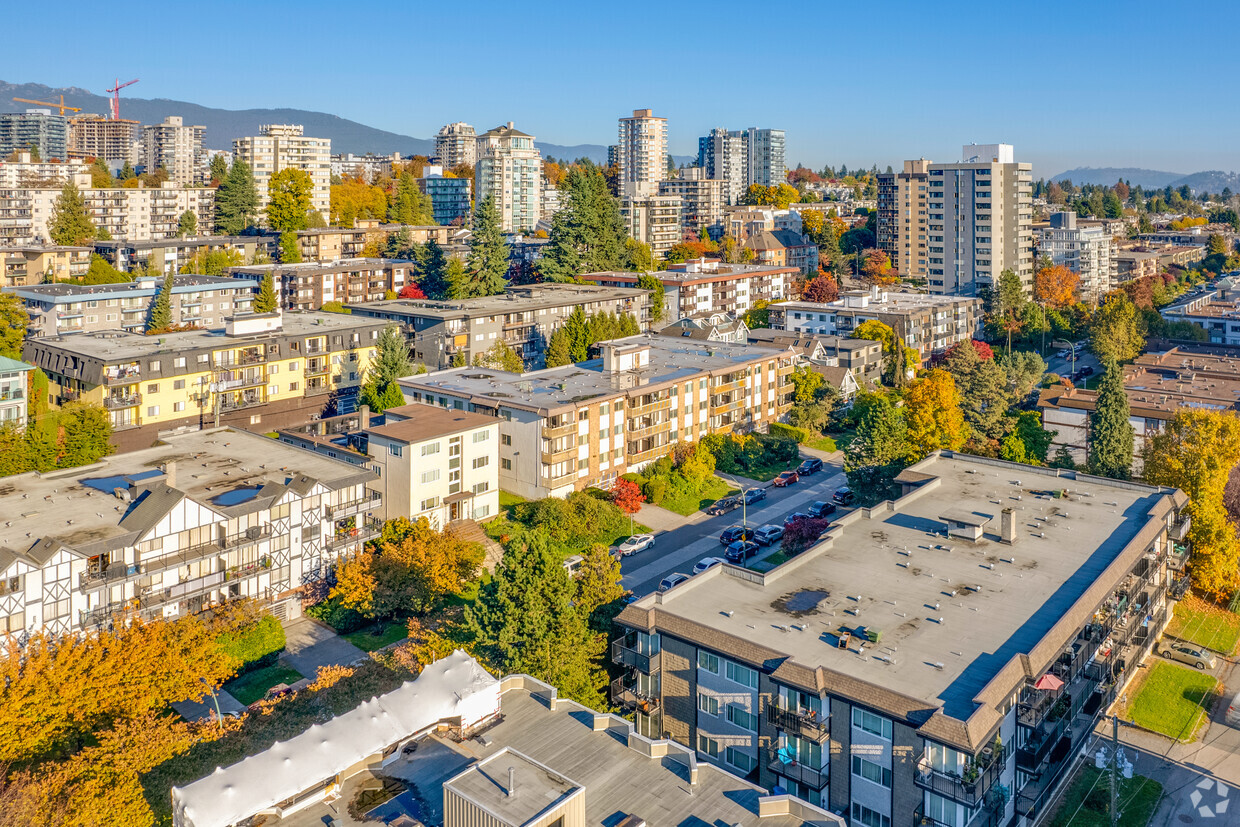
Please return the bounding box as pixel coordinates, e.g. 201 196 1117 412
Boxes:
7 0 1238 176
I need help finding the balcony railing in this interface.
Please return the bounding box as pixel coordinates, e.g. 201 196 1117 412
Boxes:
610 677 660 712
305 381 333 397
104 393 141 410
767 705 830 741
324 492 379 519
219 392 265 412
78 563 142 592
915 743 1010 807
328 518 382 550
222 524 273 549
611 639 660 673
766 747 828 789
541 421 576 440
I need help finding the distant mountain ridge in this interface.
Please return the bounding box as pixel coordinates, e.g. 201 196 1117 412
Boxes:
1052 166 1240 194
1 80 613 163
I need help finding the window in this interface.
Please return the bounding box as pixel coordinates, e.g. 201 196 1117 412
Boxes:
501 458 512 470
501 434 512 446
697 651 720 674
697 693 719 716
289 381 299 391
852 708 892 740
472 481 489 495
725 746 754 773
577 458 588 470
173 401 185 412
420 496 439 511
578 434 588 446
421 469 441 484
147 405 160 417
421 442 441 457
726 660 759 689
727 704 756 731
0 575 24 596
0 612 23 634
850 804 890 827
174 357 185 368
475 503 491 518
696 734 719 758
173 379 186 390
389 444 403 457
149 360 160 372
147 383 159 394
472 430 490 443
578 409 589 421
852 755 892 788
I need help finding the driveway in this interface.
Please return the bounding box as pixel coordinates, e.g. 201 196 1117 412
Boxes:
171 688 247 722
280 617 366 678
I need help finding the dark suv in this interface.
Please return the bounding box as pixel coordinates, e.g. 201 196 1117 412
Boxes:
725 540 760 563
797 457 824 475
719 526 756 544
832 487 856 505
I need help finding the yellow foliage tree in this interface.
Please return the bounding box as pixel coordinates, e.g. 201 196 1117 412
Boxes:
1143 409 1240 598
904 369 968 458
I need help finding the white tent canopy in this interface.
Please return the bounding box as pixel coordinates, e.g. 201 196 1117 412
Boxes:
172 650 500 827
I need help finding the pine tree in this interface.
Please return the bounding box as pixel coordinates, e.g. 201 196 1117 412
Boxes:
419 240 450 299
176 210 197 238
214 159 259 235
253 272 279 313
537 164 627 281
48 182 97 246
367 324 413 390
463 195 510 297
844 392 910 503
1088 359 1134 480
545 329 572 367
389 172 435 225
637 274 665 323
146 273 173 333
208 154 228 183
445 257 469 299
119 160 136 181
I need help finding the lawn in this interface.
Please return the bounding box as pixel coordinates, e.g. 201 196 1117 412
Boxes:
828 429 856 452
1166 594 1240 655
224 664 305 706
1119 659 1218 742
803 434 838 452
657 477 738 516
343 621 410 652
1047 765 1163 827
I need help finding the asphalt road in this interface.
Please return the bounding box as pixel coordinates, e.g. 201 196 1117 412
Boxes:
620 458 849 596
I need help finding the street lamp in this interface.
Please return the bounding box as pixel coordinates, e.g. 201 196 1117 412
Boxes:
718 472 750 531
200 676 223 730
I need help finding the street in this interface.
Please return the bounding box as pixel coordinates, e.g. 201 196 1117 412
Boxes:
621 456 848 596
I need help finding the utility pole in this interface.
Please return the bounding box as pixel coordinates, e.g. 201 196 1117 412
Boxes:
1110 714 1120 827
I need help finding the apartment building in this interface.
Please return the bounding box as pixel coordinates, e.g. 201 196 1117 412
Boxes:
171 651 846 827
141 116 207 186
1039 343 1240 468
771 288 984 363
227 258 413 311
475 122 542 233
348 283 651 369
698 127 787 204
1 245 92 286
0 176 215 245
1113 248 1160 283
747 328 885 385
67 116 140 166
0 355 33 428
1159 283 1240 343
400 336 795 499
94 234 273 274
621 193 683 258
434 121 477 169
233 124 331 220
613 451 1184 825
877 159 931 280
22 312 387 451
660 310 749 343
659 167 727 232
1036 212 1115 304
617 108 668 197
0 427 381 638
12 275 258 338
927 144 1034 297
579 260 799 320
0 110 68 160
294 223 450 262
329 152 400 182
748 229 819 276
0 151 88 187
418 166 472 225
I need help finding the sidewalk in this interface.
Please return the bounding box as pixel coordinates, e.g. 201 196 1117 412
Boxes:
637 503 708 533
171 687 246 722
279 616 367 677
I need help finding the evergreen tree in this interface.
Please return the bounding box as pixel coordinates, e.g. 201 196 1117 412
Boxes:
176 210 197 238
537 164 627 281
418 240 450 299
637 274 665 323
253 272 279 314
147 273 173 333
119 160 136 181
473 341 525 372
844 392 910 503
943 340 1011 441
562 306 590 362
461 195 510 298
545 328 572 367
367 324 413 390
1088 360 1134 480
388 172 435 225
214 159 259 234
208 154 228 183
445 257 470 299
48 182 97 246
0 293 27 359
279 230 302 263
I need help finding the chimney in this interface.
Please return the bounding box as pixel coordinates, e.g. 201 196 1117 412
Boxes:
359 404 371 430
1000 508 1016 544
507 766 516 798
163 460 176 489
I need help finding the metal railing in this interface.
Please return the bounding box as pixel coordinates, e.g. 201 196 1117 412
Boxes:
324 493 378 518
328 518 382 550
611 639 660 673
767 705 830 741
765 747 828 789
104 393 141 410
222 524 273 549
914 744 1009 807
610 677 660 711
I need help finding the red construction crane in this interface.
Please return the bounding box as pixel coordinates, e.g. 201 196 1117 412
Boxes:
106 78 139 120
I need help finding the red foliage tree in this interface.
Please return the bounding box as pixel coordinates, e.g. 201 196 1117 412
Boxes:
801 273 840 303
398 284 426 299
611 479 645 515
1121 276 1155 309
782 518 833 554
946 339 994 361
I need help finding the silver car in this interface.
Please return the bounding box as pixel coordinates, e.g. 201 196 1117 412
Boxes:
618 533 656 557
1161 641 1216 670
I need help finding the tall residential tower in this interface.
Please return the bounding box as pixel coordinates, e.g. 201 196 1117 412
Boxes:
434 122 477 170
232 124 332 221
475 122 541 233
617 108 667 197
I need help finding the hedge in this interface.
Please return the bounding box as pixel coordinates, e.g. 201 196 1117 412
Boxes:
306 595 368 634
769 422 809 443
216 615 287 675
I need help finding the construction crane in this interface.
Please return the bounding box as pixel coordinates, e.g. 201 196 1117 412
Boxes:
11 95 82 116
106 78 139 120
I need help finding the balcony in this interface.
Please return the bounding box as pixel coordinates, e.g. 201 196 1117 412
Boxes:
611 638 660 673
542 421 576 440
766 747 828 789
222 524 273 549
78 562 142 593
626 418 670 440
328 518 383 551
225 557 273 581
610 677 660 712
104 392 141 410
915 743 1010 807
306 357 330 376
540 444 578 466
165 569 226 600
305 380 332 397
219 371 266 390
766 705 830 742
324 492 379 518
219 391 266 412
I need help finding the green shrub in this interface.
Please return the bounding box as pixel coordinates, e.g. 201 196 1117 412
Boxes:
306 595 367 634
769 422 808 443
216 615 286 675
511 491 627 550
620 473 643 485
583 487 612 501
643 478 668 504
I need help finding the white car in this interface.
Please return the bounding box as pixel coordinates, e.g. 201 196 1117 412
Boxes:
692 556 726 575
618 533 656 557
658 573 690 592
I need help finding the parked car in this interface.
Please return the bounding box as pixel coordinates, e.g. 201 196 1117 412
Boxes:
753 524 785 546
1227 688 1240 727
705 496 741 516
784 512 811 527
742 487 767 505
1079 365 1095 377
563 555 584 576
618 533 656 557
658 573 690 592
719 526 756 544
1161 641 1217 670
808 500 837 518
774 471 799 487
692 556 726 575
1056 349 1069 359
725 540 760 563
833 487 856 505
797 457 824 475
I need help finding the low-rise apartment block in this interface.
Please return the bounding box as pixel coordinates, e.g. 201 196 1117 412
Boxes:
0 355 33 428
419 166 472 225
93 235 273 274
399 336 795 499
0 427 381 638
614 451 1184 825
348 283 651 370
11 275 258 338
227 258 413 311
746 328 885 385
660 167 727 232
294 223 450 262
1 245 92 286
748 229 818 275
579 260 800 321
0 151 87 187
1035 212 1115 304
770 288 983 363
1159 283 1240 342
22 311 387 451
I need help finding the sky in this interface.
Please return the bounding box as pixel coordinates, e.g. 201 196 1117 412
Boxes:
5 0 1239 177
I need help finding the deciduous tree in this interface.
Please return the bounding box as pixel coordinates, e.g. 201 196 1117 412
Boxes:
801 272 840 302
904 369 967 457
472 340 524 372
0 293 27 358
1034 264 1080 308
1089 292 1144 364
176 210 197 238
265 168 313 232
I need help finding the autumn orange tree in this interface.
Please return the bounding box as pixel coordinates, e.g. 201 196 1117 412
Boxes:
801 272 840 303
1033 264 1080 309
860 248 897 284
903 369 968 458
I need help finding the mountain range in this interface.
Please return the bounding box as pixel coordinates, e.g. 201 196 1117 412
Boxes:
1 81 614 163
1052 166 1240 194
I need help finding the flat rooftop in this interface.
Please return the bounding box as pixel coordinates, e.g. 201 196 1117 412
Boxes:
579 262 797 284
8 275 256 300
401 334 786 414
0 428 375 561
624 453 1173 725
227 258 411 276
369 403 497 444
444 749 579 827
346 284 648 320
